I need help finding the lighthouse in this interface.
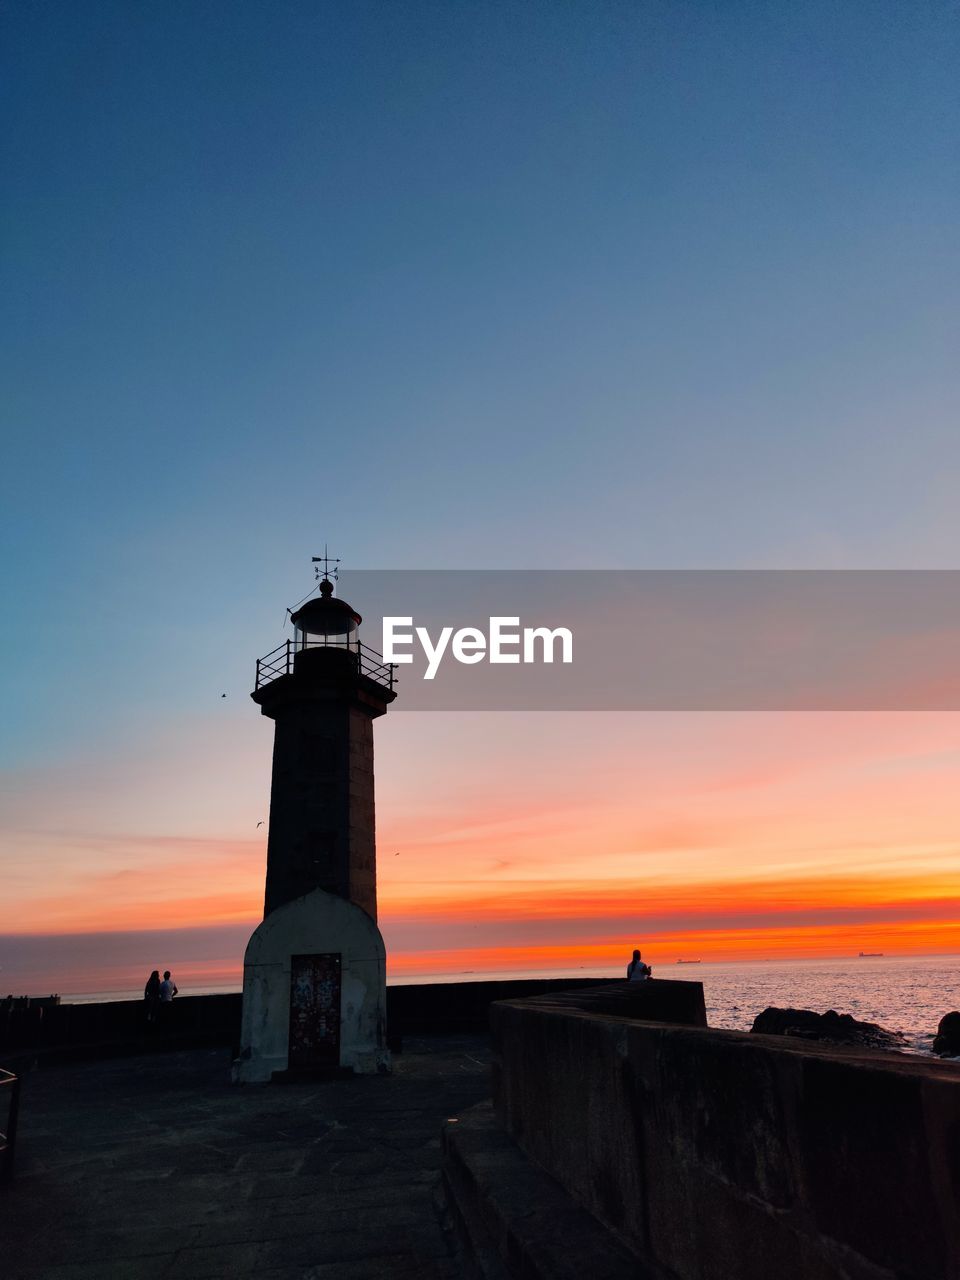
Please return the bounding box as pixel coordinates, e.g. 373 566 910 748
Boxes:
234 561 397 1082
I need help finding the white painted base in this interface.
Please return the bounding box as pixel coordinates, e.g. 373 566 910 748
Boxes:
233 889 389 1083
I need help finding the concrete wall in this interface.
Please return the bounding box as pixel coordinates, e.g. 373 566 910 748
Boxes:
386 977 627 1035
0 978 625 1066
235 888 388 1082
504 977 707 1027
0 994 241 1065
491 990 960 1280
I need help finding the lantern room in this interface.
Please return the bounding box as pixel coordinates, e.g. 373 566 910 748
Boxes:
289 577 361 652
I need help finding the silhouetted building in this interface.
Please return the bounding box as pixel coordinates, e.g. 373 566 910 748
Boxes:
234 571 396 1082
255 577 395 919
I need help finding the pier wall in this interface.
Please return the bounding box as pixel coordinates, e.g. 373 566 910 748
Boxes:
0 978 612 1066
490 988 960 1280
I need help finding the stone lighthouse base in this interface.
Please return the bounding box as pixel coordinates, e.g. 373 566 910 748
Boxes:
233 889 389 1083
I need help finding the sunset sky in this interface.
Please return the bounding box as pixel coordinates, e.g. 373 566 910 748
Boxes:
2 2 959 995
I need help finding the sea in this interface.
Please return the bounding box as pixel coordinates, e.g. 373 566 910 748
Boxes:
56 953 960 1056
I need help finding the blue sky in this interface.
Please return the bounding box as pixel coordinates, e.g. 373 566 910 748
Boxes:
1 2 959 987
3 0 958 744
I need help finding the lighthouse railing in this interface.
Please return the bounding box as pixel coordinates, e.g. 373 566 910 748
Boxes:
255 639 396 693
356 643 397 689
255 641 293 687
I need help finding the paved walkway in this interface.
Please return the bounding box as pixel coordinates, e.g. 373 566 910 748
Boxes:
2 1036 492 1280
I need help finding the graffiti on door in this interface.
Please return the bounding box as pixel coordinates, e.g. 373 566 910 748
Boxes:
289 953 341 1068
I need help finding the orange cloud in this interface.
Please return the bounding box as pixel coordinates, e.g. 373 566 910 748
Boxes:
4 710 960 988
384 919 960 978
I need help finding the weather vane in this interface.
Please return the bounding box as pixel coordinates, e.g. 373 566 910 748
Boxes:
312 545 340 584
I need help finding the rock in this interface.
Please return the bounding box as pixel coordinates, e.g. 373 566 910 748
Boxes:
751 1006 906 1050
932 1011 960 1057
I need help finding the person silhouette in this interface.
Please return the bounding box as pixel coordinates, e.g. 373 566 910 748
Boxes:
157 970 178 1026
626 949 652 981
144 970 161 1023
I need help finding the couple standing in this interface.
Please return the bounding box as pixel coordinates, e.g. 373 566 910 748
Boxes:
144 969 178 1022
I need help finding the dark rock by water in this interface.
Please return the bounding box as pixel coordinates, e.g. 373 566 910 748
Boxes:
932 1011 960 1057
751 1006 906 1050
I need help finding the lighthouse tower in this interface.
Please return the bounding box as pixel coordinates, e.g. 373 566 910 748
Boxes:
234 562 397 1082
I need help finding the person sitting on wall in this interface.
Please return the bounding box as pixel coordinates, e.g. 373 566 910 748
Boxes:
627 949 652 981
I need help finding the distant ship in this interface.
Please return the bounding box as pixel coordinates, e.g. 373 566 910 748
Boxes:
858 951 883 957
676 958 702 964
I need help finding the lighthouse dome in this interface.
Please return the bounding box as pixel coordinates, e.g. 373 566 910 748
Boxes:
290 578 361 638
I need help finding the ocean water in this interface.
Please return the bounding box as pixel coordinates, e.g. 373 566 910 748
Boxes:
58 954 960 1054
406 954 960 1051
692 953 960 1053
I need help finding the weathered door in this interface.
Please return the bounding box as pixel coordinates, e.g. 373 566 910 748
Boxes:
288 953 341 1068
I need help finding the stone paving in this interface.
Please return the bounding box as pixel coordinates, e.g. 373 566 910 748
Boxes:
2 1035 492 1279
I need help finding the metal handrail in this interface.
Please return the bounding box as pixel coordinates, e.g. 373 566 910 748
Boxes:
255 638 396 693
0 1068 20 1182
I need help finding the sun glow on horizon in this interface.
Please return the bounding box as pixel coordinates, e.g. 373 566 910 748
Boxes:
3 711 960 992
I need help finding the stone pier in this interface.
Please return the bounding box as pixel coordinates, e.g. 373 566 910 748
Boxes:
2 1036 490 1279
